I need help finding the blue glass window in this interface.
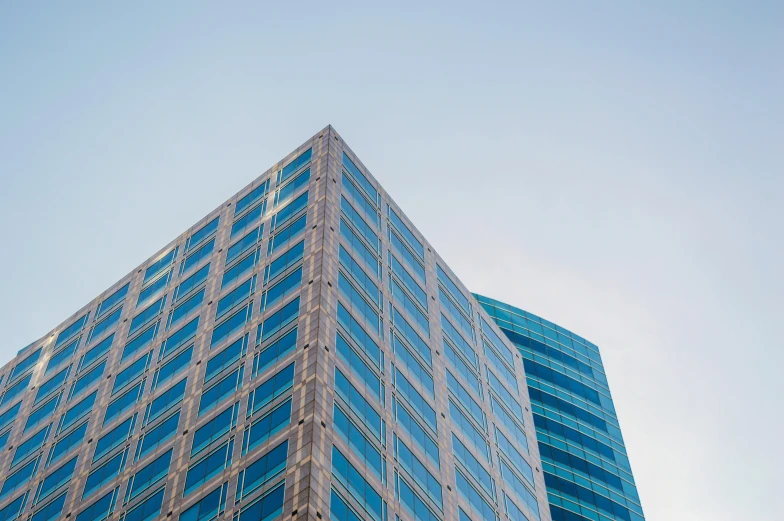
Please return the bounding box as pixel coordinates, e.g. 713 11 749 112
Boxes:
447 370 484 427
175 264 210 302
147 378 187 424
226 227 261 265
341 196 379 253
522 358 603 407
392 307 431 365
334 368 382 441
154 346 192 390
445 343 481 395
248 363 295 416
394 400 439 466
199 369 242 416
221 249 259 289
143 248 177 284
180 483 228 521
129 296 165 336
437 265 471 315
211 304 251 348
30 490 66 521
331 446 384 521
25 394 60 432
136 412 179 461
480 317 514 366
336 332 382 402
0 493 29 521
396 473 439 521
45 339 78 375
60 391 95 432
275 168 310 205
342 172 379 228
442 314 477 368
235 440 288 501
13 425 50 466
1 373 31 406
265 240 304 284
340 219 380 278
339 273 379 334
257 297 299 343
231 201 266 239
337 302 382 370
455 467 496 521
500 460 539 520
495 429 534 487
253 328 296 377
396 438 442 509
88 306 123 344
123 324 158 362
35 367 69 404
83 451 127 499
263 268 301 311
484 341 517 388
342 153 378 204
1 457 39 498
394 369 436 432
487 370 522 420
388 207 424 259
37 455 77 501
234 481 284 521
80 333 114 371
391 280 428 336
49 421 88 464
206 336 246 383
97 283 129 319
340 246 380 306
244 399 291 453
181 238 215 275
137 271 171 308
450 401 490 461
280 148 311 184
390 253 426 309
93 415 136 462
267 214 306 256
192 403 239 457
122 487 165 521
76 488 119 521
55 313 89 348
9 347 41 382
271 191 307 231
235 179 270 216
0 401 21 431
504 493 531 521
452 434 494 498
184 439 234 496
187 217 220 252
126 450 171 501
217 277 255 318
392 335 434 396
330 489 363 521
160 317 199 360
169 287 204 327
104 381 144 426
439 287 472 338
490 395 529 454
389 230 425 282
112 353 151 394
334 405 383 481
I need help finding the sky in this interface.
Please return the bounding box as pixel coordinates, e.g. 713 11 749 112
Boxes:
1 2 782 520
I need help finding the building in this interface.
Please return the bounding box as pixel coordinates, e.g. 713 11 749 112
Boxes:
0 124 638 521
474 296 645 521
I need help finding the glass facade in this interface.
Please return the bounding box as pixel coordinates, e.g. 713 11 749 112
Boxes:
0 125 643 521
474 295 645 521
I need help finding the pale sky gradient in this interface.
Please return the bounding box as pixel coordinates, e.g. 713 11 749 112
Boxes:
1 2 782 520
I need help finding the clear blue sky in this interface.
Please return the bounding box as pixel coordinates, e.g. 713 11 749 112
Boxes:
1 2 781 520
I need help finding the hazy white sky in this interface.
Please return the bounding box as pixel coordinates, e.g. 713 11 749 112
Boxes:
1 2 782 520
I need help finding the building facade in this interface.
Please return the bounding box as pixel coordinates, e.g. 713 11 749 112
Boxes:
474 296 645 521
0 126 551 521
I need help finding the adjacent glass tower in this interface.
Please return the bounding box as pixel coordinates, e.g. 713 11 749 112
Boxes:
0 126 557 521
474 296 645 521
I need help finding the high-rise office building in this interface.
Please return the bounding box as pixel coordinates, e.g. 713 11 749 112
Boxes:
0 125 641 521
474 296 645 521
